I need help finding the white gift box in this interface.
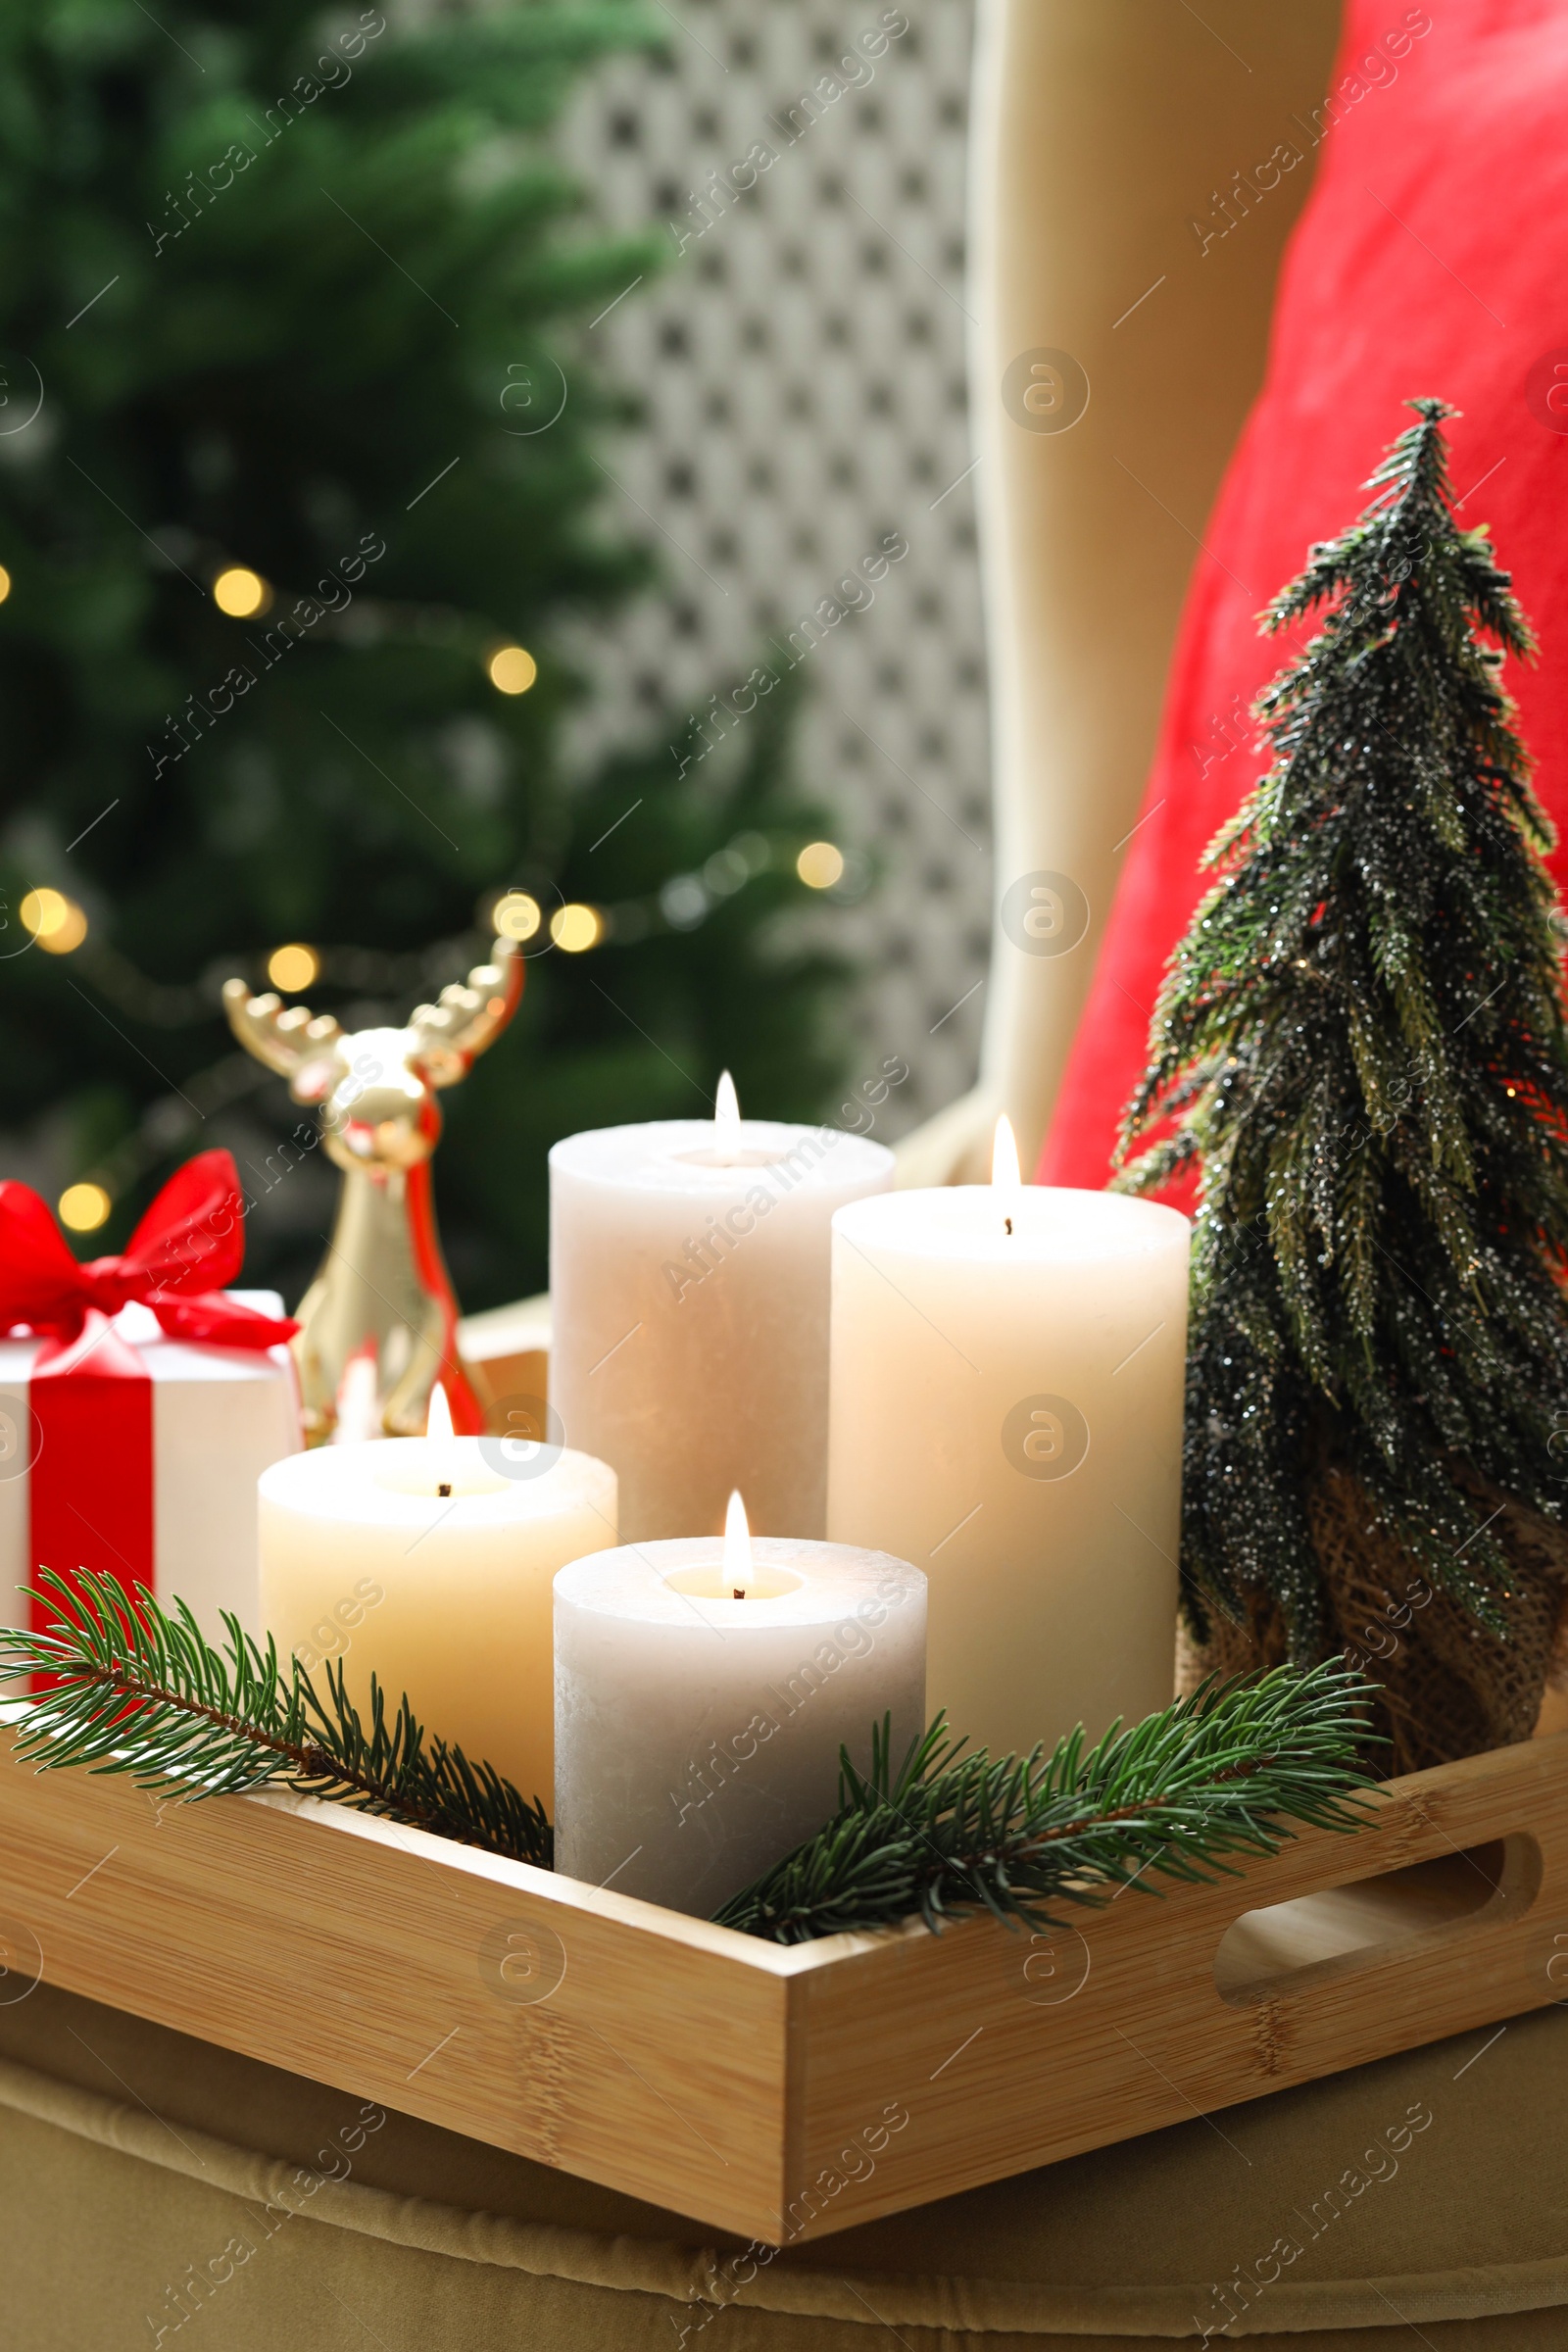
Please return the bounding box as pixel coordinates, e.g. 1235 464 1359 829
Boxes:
0 1293 302 1642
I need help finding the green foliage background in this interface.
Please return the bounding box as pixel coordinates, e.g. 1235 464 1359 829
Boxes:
0 0 850 1308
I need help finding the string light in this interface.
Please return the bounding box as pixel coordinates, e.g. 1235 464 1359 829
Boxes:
59 1182 111 1233
213 566 270 618
492 891 542 942
267 943 319 992
487 645 538 695
550 903 602 953
55 825 863 1250
797 841 845 890
58 822 838 1101
21 889 88 954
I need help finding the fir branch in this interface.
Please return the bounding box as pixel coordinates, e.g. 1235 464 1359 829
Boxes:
714 1658 1376 1943
0 1569 551 1869
0 1583 1376 1936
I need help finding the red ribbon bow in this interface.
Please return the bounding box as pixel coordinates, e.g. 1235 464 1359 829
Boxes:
0 1150 297 1350
0 1151 297 1654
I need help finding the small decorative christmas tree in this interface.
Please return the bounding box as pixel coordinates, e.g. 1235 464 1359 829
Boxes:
1118 400 1568 1768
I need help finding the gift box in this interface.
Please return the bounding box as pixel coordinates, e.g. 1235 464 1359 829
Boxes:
0 1152 302 1642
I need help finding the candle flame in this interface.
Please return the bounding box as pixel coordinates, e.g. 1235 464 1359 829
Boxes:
992 1114 1022 1235
723 1487 753 1599
426 1381 455 1442
332 1348 379 1444
714 1068 742 1158
992 1114 1021 1190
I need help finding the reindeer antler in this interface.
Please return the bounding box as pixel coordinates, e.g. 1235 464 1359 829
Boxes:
222 981 346 1101
408 936 522 1087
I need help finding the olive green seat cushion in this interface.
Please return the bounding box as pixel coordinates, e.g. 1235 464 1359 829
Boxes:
0 1979 1563 2347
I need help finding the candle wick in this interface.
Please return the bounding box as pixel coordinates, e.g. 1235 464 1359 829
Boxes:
1004 1215 1013 1237
438 1482 452 1497
732 1588 745 1600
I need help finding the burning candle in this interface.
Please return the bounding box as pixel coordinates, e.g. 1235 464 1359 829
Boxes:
553 1492 926 1916
826 1126 1190 1756
549 1074 894 1541
258 1386 617 1806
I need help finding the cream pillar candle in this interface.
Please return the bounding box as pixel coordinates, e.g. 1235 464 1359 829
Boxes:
259 1389 616 1805
550 1075 894 1541
554 1496 925 1916
827 1125 1190 1757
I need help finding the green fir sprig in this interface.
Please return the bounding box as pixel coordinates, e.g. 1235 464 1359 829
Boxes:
714 1657 1376 1943
0 1577 1374 1931
0 1569 551 1868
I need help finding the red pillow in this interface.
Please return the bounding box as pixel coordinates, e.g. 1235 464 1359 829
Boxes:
1042 0 1568 1188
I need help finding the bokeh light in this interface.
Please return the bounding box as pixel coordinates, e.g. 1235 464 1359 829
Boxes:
213 566 270 617
0 565 12 605
796 841 845 890
492 890 543 942
268 942 319 992
22 888 88 953
487 645 538 696
59 1182 111 1233
550 903 602 953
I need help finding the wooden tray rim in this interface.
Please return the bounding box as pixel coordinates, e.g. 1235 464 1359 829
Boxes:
50 1714 1568 1973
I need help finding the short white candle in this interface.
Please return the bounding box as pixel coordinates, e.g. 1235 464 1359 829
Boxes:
827 1123 1190 1757
550 1074 894 1541
554 1494 926 1916
259 1387 616 1806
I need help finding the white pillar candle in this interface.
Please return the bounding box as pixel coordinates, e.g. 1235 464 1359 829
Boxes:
550 1074 894 1541
827 1124 1190 1758
259 1388 616 1806
554 1495 926 1917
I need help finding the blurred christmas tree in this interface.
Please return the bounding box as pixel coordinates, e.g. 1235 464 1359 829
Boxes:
0 0 850 1307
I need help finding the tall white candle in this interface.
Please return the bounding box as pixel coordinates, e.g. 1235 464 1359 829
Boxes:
827 1126 1190 1757
554 1495 925 1916
259 1388 616 1806
550 1075 894 1541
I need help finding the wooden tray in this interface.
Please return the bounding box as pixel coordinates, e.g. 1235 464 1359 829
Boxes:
0 1721 1562 2245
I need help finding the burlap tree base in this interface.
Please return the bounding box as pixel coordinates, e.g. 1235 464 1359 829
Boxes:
1177 1451 1568 1775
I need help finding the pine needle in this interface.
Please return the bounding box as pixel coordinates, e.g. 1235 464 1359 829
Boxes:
0 1568 551 1868
715 1657 1377 1942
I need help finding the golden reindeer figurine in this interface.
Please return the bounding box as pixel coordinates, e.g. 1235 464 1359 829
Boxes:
223 937 523 1442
